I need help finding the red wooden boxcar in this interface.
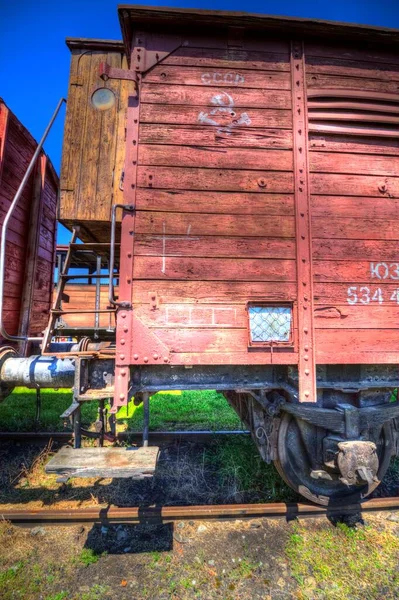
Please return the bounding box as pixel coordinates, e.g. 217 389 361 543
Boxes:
4 7 399 505
0 99 58 352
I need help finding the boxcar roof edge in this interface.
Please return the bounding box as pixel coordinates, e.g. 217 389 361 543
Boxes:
118 4 399 58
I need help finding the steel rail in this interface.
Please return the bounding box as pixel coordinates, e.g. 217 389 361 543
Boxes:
0 97 66 343
1 497 398 527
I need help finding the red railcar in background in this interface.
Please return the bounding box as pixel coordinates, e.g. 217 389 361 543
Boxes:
0 99 58 351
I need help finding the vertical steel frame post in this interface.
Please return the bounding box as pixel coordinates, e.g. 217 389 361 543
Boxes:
290 41 317 403
111 32 145 413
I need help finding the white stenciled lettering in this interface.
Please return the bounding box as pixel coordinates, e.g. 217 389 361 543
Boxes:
347 286 384 305
201 72 245 85
370 262 399 280
347 286 358 305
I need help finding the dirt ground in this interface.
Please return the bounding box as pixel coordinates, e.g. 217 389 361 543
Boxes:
1 439 399 599
1 513 399 600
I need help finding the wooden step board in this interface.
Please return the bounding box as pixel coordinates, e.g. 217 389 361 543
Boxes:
45 446 159 479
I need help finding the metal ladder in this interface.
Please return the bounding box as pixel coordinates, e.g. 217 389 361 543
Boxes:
41 229 118 353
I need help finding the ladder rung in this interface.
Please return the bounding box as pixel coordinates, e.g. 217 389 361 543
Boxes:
51 309 116 314
60 274 118 280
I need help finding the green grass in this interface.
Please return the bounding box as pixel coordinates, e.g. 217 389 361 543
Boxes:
0 388 97 432
0 388 241 432
286 521 399 599
205 436 297 502
120 390 242 431
77 548 103 567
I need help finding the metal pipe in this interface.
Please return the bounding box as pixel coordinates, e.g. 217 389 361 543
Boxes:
1 355 75 388
143 392 150 447
95 254 101 333
108 203 134 308
0 97 66 342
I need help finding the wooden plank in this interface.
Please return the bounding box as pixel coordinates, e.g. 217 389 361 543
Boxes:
313 282 399 305
144 65 291 89
315 329 399 355
309 111 399 125
306 74 399 94
310 152 399 176
132 280 297 304
60 52 91 211
141 84 292 109
95 51 122 220
311 216 399 240
134 235 296 258
313 305 399 329
136 189 294 215
138 303 399 330
306 55 399 82
135 212 294 238
161 46 290 70
112 54 136 208
308 123 399 138
309 135 399 156
140 123 293 149
139 145 293 171
311 195 399 220
134 303 247 328
133 256 296 281
45 446 159 479
305 42 399 67
137 166 294 193
165 350 298 365
313 260 399 283
313 239 399 261
310 173 399 197
140 105 293 129
77 53 103 220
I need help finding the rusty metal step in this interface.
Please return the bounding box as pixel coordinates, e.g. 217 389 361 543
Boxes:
45 446 159 479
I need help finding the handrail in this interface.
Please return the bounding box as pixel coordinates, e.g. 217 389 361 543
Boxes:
108 203 134 309
0 98 66 342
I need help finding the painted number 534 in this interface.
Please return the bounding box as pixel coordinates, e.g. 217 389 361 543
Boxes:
347 286 399 305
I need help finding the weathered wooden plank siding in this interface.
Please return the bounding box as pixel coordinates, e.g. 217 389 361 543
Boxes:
0 100 58 345
130 36 297 361
307 42 399 360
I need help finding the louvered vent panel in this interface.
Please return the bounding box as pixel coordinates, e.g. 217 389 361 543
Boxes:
307 90 399 137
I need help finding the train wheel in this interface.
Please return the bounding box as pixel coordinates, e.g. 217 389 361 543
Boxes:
273 411 393 506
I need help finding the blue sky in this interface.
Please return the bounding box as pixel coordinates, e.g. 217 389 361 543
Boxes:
1 0 399 243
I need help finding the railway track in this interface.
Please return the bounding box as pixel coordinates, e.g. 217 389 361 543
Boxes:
1 497 398 527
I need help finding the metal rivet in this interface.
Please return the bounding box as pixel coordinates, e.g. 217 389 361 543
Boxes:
121 370 126 377
304 328 308 334
120 339 125 345
304 355 309 361
163 356 168 363
153 353 158 360
127 252 132 258
304 345 309 351
121 313 126 319
123 326 128 333
133 354 139 360
120 354 125 360
119 394 125 400
305 369 309 375
144 356 149 363
304 391 310 397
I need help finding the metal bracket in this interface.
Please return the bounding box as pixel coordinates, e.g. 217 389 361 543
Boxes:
99 62 138 84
